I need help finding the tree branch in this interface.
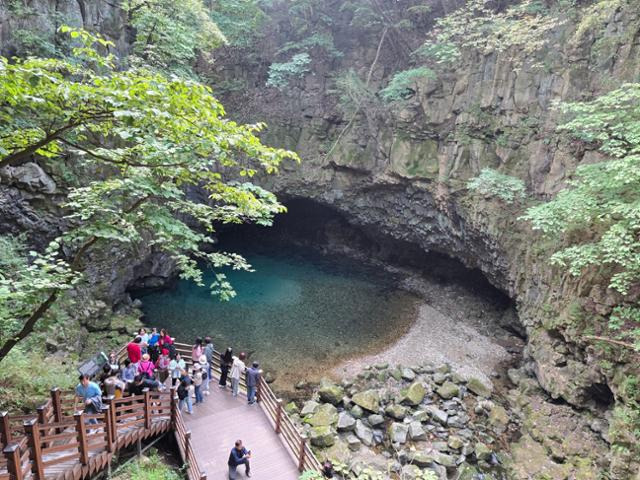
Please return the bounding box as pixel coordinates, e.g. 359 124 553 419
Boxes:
0 193 153 364
584 335 638 351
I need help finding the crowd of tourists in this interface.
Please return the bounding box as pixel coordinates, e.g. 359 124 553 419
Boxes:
74 327 262 418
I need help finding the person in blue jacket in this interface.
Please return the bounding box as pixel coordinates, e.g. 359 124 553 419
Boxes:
75 374 103 424
228 439 251 479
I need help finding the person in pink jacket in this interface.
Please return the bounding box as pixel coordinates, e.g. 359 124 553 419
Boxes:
137 353 156 379
191 337 203 363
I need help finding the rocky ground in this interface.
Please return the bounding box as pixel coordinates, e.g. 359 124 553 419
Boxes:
285 361 612 480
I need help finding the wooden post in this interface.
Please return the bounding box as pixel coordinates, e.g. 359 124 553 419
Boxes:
170 387 178 427
75 412 89 465
108 396 117 441
24 419 45 480
275 399 283 434
102 406 114 453
50 388 62 423
143 388 151 430
36 405 47 425
184 431 192 457
256 377 262 403
3 443 24 480
297 437 307 472
0 411 11 446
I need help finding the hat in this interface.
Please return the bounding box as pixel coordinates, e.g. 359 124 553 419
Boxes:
193 363 201 370
162 348 169 355
199 355 207 365
142 353 150 361
252 361 259 368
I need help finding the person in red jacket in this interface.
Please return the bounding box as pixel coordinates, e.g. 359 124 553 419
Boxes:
127 336 142 364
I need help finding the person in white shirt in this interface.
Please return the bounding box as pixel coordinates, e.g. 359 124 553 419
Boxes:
229 352 246 397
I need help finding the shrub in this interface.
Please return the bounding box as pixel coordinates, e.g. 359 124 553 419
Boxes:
379 67 435 102
467 168 527 203
266 53 312 90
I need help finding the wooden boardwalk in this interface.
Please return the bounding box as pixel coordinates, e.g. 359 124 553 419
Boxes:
184 386 300 480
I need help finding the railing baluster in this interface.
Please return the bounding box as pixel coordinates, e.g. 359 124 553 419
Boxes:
108 396 117 442
143 389 151 430
275 399 283 434
102 405 114 453
50 388 62 423
297 437 307 472
75 412 89 465
170 387 177 427
0 411 11 446
25 419 45 480
3 442 24 480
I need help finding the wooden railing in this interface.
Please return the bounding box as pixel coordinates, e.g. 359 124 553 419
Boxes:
0 387 178 480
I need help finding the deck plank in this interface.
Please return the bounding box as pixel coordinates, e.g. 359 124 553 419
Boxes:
184 387 300 480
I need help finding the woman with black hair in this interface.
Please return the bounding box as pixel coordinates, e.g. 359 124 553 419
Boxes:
219 347 233 389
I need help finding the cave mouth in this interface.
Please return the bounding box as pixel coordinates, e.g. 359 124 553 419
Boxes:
135 196 521 390
219 197 514 314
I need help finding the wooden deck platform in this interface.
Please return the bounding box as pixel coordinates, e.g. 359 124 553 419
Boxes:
184 386 300 480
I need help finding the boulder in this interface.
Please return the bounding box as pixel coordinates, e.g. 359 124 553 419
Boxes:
301 400 319 416
457 464 481 480
368 414 385 427
318 379 345 405
350 405 364 419
354 420 374 446
412 410 430 422
305 403 338 427
475 442 492 461
410 451 436 468
310 425 335 447
374 362 389 370
488 404 509 434
385 404 408 420
436 364 451 374
466 377 493 398
408 421 427 441
400 381 426 406
390 368 403 381
323 438 351 463
345 433 361 451
337 411 356 431
388 422 409 444
433 452 456 467
447 435 464 450
352 390 380 412
401 367 416 381
401 464 422 480
436 381 460 400
284 402 299 415
425 405 448 425
433 372 447 384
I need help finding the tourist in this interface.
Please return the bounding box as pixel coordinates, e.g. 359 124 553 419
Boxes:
219 347 233 389
159 328 175 358
107 352 120 373
170 353 186 387
148 328 161 362
156 348 171 384
103 368 126 398
203 336 215 382
246 361 261 405
198 355 210 395
75 374 102 424
138 327 150 354
191 337 203 363
230 352 246 398
322 460 335 478
192 363 204 404
129 374 161 395
227 440 251 479
177 377 193 415
137 353 155 379
126 336 142 364
120 359 137 385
